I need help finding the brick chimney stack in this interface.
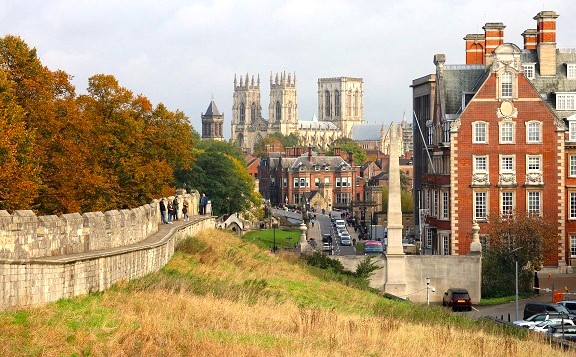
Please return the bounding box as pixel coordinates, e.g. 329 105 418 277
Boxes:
308 146 313 162
464 34 485 65
521 29 537 50
483 22 505 67
534 11 559 76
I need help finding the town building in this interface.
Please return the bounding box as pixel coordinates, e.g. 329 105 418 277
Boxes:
412 11 576 268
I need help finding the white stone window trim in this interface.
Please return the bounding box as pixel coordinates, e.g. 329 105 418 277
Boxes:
500 190 515 216
570 156 576 177
525 121 542 144
473 155 489 173
499 154 516 173
526 190 542 216
473 190 489 221
472 121 489 144
570 235 576 257
499 121 515 144
569 191 576 220
526 154 542 173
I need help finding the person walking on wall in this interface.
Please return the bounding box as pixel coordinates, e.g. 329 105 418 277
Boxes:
173 196 179 221
182 202 189 221
160 198 168 224
199 193 206 215
167 200 174 223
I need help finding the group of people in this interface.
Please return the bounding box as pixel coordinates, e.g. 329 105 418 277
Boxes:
159 196 189 224
159 193 210 224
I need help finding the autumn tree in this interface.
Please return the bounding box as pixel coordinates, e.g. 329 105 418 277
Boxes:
253 133 300 157
327 138 367 165
482 212 559 298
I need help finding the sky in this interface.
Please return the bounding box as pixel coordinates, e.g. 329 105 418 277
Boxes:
2 0 576 139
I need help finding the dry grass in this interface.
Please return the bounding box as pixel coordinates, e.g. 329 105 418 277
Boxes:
0 229 573 356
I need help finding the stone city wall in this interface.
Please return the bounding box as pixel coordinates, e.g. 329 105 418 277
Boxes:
0 216 214 310
0 193 199 260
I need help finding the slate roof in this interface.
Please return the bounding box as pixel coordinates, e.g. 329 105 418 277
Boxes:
441 65 486 115
281 155 350 170
350 123 383 141
204 100 222 116
521 49 576 118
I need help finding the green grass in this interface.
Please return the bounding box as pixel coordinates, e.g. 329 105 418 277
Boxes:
478 292 536 306
243 229 300 251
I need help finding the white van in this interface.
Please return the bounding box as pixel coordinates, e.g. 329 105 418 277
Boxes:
335 219 346 229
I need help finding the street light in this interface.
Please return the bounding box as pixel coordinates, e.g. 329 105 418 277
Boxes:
511 246 522 321
273 223 277 253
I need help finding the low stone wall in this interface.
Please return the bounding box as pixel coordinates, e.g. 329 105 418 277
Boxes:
0 216 214 311
0 193 198 260
333 254 482 303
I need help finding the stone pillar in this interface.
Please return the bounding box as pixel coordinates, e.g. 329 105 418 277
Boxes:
384 127 406 296
299 222 312 255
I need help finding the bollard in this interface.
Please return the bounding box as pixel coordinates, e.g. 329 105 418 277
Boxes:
508 313 510 322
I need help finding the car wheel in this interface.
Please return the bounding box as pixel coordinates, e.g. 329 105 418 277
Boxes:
468 306 472 312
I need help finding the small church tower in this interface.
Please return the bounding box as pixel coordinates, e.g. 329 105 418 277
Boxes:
201 98 224 141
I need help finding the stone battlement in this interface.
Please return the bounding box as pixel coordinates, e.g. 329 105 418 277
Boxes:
0 192 200 260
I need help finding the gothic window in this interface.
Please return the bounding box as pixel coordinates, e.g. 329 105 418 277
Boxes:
240 102 245 124
288 101 293 122
354 90 359 116
335 90 341 117
347 91 352 116
325 90 331 117
251 102 257 121
276 101 282 122
500 71 513 98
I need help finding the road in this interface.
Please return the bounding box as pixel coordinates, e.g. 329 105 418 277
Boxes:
273 208 358 256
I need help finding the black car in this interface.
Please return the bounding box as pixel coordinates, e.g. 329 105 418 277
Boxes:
442 288 472 311
524 303 570 320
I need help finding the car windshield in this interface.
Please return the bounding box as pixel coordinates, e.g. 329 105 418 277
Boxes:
556 305 570 315
453 292 469 299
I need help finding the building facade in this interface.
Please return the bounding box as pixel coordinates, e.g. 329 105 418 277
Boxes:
201 99 224 141
412 11 576 268
231 73 412 156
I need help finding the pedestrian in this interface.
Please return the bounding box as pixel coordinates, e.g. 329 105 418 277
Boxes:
200 194 209 215
159 198 168 224
311 218 315 227
167 201 174 223
173 197 179 221
182 202 189 221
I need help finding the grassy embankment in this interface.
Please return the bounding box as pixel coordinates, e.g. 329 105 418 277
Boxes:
0 229 572 356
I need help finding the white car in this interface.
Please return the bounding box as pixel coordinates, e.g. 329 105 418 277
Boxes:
529 318 575 333
513 313 566 328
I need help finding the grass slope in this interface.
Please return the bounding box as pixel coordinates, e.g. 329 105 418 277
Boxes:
0 229 572 356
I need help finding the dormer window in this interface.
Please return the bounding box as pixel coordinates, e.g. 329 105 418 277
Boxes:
567 64 576 79
500 72 513 98
522 63 535 80
557 92 576 111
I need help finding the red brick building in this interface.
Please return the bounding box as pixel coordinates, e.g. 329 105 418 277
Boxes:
412 11 576 267
258 147 364 212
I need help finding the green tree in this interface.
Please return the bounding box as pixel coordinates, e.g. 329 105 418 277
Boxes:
482 212 559 298
253 133 300 157
176 141 261 216
327 138 367 165
380 185 413 214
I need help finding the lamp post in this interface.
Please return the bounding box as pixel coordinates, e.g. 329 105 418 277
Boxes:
273 223 277 253
511 246 522 321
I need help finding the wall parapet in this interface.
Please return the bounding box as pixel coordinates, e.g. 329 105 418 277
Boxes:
0 215 214 311
0 193 200 260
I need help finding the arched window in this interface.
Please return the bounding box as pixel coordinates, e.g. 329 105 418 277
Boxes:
335 90 341 117
251 102 257 122
347 91 352 116
240 102 245 124
501 72 513 98
276 101 282 122
325 90 331 117
288 101 292 122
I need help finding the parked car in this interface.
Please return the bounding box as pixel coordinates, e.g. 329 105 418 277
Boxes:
340 232 351 246
514 313 567 328
523 303 571 320
442 288 472 311
363 240 384 255
529 318 575 333
557 301 576 315
335 219 346 229
546 326 576 341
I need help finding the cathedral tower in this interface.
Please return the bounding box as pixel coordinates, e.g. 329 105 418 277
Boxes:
318 77 364 136
232 73 264 151
268 71 298 136
201 98 224 141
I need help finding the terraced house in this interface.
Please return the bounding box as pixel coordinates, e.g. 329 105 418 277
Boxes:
412 11 576 268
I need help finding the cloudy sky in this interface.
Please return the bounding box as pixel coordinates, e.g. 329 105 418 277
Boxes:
2 0 576 139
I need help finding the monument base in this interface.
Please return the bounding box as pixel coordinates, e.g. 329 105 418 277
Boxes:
384 254 406 297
